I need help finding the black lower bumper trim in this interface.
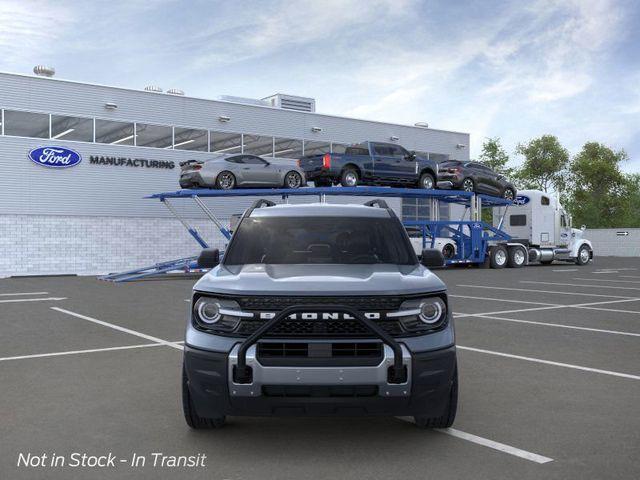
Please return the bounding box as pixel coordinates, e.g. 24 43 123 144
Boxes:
184 344 456 418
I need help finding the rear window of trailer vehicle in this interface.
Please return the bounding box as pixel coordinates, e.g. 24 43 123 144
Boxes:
224 216 417 265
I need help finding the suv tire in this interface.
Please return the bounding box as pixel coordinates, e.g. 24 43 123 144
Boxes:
182 365 225 429
340 168 359 187
414 365 458 428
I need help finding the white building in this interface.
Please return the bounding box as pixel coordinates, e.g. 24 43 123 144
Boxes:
0 70 470 277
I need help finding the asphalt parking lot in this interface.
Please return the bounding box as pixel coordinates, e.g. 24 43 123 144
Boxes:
1 258 639 480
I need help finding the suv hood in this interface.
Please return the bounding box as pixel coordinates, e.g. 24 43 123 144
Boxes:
194 264 446 296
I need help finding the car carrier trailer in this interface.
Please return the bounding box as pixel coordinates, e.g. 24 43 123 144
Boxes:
99 186 593 282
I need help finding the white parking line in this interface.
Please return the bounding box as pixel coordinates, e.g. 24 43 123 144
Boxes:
449 294 560 307
456 284 637 299
552 269 578 272
573 277 640 284
621 275 640 279
453 297 640 319
0 297 67 304
0 343 163 362
396 418 553 464
458 346 640 380
456 314 640 337
0 292 49 296
436 428 553 464
51 307 183 351
521 281 640 292
0 341 185 362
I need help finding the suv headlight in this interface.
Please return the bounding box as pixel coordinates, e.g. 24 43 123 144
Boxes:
193 296 245 333
396 296 447 332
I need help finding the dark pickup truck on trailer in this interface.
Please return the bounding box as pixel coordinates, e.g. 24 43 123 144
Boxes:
298 141 440 189
182 198 457 429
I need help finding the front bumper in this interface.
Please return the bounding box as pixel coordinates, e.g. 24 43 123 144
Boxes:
184 343 456 417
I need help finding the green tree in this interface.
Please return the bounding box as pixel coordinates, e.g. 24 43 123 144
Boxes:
566 142 631 228
478 137 514 177
515 135 569 192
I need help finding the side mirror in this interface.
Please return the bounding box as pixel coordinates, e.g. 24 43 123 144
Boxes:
197 248 220 269
405 151 416 161
420 249 445 268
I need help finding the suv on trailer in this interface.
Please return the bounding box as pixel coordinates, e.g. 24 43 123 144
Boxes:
182 199 457 428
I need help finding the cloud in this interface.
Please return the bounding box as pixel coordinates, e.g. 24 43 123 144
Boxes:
0 0 74 68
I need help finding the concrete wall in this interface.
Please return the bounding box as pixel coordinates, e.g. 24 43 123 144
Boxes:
584 228 640 257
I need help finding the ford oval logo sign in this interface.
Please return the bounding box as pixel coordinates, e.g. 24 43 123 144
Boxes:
28 146 82 168
514 195 530 206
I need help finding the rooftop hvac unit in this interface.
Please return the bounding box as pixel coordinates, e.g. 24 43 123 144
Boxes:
144 85 163 93
167 88 185 96
33 65 55 77
262 94 316 112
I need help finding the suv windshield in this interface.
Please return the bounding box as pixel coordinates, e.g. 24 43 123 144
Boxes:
223 216 417 265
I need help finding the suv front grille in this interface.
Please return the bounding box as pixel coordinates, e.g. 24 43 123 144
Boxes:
236 296 405 311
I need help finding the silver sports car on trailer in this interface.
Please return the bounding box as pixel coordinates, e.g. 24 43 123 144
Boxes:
179 154 307 190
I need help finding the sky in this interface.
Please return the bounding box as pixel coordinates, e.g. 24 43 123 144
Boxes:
1 0 639 172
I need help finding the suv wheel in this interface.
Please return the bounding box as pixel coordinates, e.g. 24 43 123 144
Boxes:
576 245 591 265
216 171 236 190
414 365 458 428
284 171 302 189
340 168 359 187
182 365 225 429
462 178 475 192
419 172 435 189
490 245 508 269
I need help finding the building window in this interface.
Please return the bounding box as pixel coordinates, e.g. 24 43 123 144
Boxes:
95 119 135 145
51 115 93 142
3 110 49 138
429 153 450 163
243 134 274 156
173 127 208 151
274 137 303 158
210 131 242 154
303 140 331 156
135 123 172 148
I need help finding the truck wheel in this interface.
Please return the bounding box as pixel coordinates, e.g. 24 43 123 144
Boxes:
182 365 225 429
216 171 236 190
340 168 359 187
414 365 458 428
576 245 591 265
419 172 435 189
507 246 526 268
490 245 507 269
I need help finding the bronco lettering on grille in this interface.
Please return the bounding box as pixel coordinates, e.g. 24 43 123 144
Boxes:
258 312 381 320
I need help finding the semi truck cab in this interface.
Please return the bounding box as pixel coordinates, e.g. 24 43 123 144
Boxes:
494 189 593 265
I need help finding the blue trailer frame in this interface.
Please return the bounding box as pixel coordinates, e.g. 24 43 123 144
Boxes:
101 186 511 281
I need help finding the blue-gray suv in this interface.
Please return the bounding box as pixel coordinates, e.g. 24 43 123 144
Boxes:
182 199 457 428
